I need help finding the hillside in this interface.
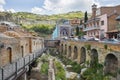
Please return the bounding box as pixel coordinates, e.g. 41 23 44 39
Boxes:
0 11 86 38
0 11 86 22
48 11 84 20
12 11 85 20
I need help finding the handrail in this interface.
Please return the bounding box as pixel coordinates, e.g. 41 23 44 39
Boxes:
0 48 46 80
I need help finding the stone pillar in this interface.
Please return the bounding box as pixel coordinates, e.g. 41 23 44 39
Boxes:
66 45 69 58
86 50 91 61
71 46 74 60
77 50 81 63
62 44 65 55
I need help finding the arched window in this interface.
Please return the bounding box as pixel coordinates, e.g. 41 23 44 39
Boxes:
21 46 24 57
90 49 98 67
104 54 118 75
65 44 67 55
73 46 78 60
68 46 72 58
80 47 86 63
7 47 12 63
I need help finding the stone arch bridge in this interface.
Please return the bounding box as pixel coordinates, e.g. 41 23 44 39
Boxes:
59 40 120 75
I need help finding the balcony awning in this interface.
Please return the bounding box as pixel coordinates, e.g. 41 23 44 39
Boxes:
116 15 120 21
106 30 118 33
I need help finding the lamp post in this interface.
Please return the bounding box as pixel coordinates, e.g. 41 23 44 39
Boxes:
116 15 120 40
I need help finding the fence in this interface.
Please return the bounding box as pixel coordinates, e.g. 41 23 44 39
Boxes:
0 48 46 80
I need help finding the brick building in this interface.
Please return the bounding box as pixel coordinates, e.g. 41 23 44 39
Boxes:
0 21 44 67
84 4 120 39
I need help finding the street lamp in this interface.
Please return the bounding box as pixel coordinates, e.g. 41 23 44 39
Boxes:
116 15 120 40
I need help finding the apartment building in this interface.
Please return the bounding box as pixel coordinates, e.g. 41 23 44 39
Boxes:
83 4 120 39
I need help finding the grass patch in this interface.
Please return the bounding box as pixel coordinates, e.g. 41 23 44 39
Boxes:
40 62 49 75
54 60 66 80
56 55 83 73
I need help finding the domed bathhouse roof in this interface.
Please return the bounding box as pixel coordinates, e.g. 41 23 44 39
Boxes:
0 33 13 38
3 31 21 38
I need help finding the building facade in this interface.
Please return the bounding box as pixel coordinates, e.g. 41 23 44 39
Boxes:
83 4 120 39
0 21 44 67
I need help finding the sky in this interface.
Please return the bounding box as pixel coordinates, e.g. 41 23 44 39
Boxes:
0 0 120 15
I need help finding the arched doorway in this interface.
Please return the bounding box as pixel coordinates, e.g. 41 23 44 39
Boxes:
7 47 12 63
73 46 78 60
104 54 118 75
21 46 24 57
80 47 86 63
65 44 67 55
61 44 63 54
90 49 98 67
68 46 72 58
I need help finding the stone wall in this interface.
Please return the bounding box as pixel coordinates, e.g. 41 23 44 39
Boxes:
60 40 120 77
48 59 55 80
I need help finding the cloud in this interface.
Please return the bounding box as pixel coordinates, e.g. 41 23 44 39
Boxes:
7 8 16 13
0 0 5 12
0 0 16 13
0 5 4 11
94 0 120 6
32 0 99 14
31 0 120 15
0 0 5 5
31 0 100 15
31 7 46 14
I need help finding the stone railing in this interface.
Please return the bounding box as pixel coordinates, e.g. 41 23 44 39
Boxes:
0 48 46 80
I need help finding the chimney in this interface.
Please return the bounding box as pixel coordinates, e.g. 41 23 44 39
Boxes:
92 4 97 18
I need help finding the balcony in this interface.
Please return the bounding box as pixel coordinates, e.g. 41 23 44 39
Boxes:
83 26 100 31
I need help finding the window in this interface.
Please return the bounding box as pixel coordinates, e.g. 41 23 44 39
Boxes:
7 47 12 63
94 31 95 35
101 21 104 26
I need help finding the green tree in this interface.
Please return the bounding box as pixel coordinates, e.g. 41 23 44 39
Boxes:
84 11 88 23
84 11 88 28
78 30 85 39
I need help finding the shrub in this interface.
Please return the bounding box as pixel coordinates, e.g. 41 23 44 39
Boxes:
104 44 108 50
85 44 91 50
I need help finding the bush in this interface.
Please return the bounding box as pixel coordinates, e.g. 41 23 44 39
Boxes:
22 24 55 35
56 55 82 73
82 63 109 80
40 54 49 63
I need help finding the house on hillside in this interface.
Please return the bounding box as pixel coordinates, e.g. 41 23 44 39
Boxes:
83 4 120 39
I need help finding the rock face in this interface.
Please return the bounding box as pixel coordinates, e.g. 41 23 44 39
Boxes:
66 65 72 71
80 68 87 75
66 72 77 80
